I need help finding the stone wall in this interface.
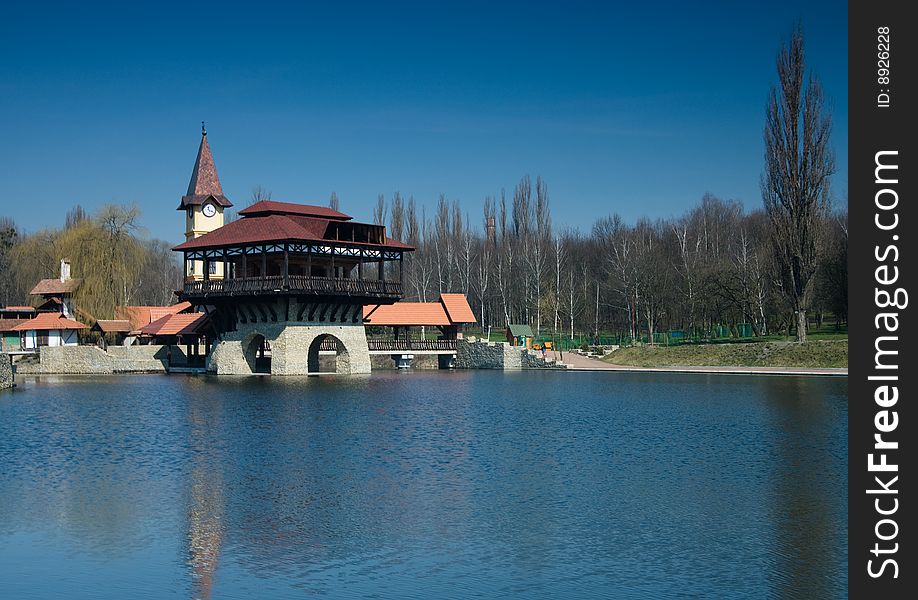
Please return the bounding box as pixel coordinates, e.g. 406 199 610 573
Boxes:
208 320 372 376
521 349 567 370
455 340 567 370
13 345 177 375
1 353 12 389
455 340 521 370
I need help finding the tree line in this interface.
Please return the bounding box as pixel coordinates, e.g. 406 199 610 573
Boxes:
0 205 181 320
368 181 846 342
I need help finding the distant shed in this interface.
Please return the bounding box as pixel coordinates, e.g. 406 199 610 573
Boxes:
506 324 535 348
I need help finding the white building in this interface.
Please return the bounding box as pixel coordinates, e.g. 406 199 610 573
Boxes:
13 313 86 349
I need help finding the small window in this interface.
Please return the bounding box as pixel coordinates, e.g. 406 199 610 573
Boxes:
208 261 217 275
189 261 195 275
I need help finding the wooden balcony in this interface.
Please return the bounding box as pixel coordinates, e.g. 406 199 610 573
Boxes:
182 275 402 300
367 339 457 352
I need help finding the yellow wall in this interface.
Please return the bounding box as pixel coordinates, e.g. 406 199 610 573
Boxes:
185 201 224 280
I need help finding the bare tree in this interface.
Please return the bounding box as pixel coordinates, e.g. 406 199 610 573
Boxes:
65 205 89 229
389 192 405 241
761 25 835 342
329 191 340 212
249 185 272 206
373 194 387 226
0 216 20 304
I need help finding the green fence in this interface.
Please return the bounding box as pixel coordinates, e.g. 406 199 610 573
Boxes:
527 323 760 350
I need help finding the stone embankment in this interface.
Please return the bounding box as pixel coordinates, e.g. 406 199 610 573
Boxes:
455 339 567 370
1 353 12 389
13 345 188 375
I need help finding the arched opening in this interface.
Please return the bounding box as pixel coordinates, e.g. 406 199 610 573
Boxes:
244 334 271 374
307 334 351 374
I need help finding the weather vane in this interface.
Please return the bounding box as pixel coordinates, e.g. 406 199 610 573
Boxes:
201 120 206 135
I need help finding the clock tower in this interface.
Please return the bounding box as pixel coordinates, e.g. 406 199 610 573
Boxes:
178 124 233 280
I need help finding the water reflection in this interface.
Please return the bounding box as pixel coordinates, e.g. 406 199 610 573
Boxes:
187 397 225 600
764 377 847 599
0 372 847 599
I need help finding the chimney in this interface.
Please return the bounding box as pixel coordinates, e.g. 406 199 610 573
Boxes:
60 258 71 282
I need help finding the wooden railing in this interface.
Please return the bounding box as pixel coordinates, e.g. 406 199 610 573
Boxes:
183 276 401 298
367 339 457 352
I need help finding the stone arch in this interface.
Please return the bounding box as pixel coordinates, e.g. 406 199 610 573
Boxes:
307 333 352 374
243 332 271 374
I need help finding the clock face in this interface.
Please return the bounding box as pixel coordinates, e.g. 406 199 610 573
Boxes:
202 203 217 218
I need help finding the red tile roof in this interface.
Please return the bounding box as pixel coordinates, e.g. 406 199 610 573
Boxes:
1 306 36 312
94 320 133 333
439 293 477 323
173 213 413 251
239 200 352 220
0 319 30 332
115 302 192 332
140 312 208 337
363 302 451 326
12 313 87 331
30 278 80 295
179 131 232 209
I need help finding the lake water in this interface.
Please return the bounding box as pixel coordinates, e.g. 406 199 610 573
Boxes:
0 371 847 599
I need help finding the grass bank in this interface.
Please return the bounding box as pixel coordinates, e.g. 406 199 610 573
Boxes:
601 339 848 369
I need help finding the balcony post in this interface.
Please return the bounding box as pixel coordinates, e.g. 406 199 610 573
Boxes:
203 256 210 281
378 258 384 281
399 254 404 288
241 251 247 279
307 251 312 277
358 257 363 279
283 243 289 289
330 249 335 279
261 247 267 290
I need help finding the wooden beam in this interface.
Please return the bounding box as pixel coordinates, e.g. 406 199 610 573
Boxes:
308 302 321 321
283 243 289 289
319 303 332 321
254 303 267 323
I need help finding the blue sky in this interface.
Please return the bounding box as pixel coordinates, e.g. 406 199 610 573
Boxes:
0 1 847 245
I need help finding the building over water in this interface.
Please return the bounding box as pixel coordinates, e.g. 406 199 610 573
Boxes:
172 129 413 375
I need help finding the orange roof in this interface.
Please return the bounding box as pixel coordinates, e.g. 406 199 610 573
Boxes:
1 306 36 311
363 302 451 326
12 313 87 331
30 278 80 296
116 302 192 331
439 294 476 323
94 320 133 333
363 293 477 327
140 312 208 336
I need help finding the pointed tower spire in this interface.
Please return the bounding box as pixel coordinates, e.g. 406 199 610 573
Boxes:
178 126 233 210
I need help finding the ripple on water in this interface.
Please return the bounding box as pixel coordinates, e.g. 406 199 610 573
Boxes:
0 372 847 599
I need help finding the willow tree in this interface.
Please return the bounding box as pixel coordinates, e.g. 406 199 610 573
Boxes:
761 26 834 342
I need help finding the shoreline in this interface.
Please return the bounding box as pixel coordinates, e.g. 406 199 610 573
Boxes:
551 350 848 377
